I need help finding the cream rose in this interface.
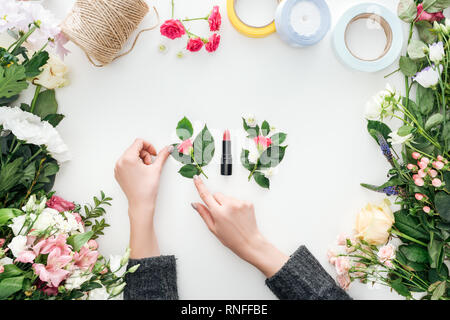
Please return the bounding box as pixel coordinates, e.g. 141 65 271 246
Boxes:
34 55 69 89
355 199 394 245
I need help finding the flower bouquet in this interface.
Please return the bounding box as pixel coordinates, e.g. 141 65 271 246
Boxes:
329 2 450 300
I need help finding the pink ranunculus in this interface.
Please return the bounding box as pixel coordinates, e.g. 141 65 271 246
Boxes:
336 273 351 290
254 135 272 150
16 250 37 264
160 19 186 40
327 249 337 265
205 33 220 52
335 256 351 275
33 247 72 287
0 238 4 247
432 178 442 187
177 139 193 155
433 161 445 170
377 244 396 263
416 3 445 23
46 195 75 212
73 246 99 271
208 6 221 31
33 234 72 256
87 239 98 250
186 37 204 52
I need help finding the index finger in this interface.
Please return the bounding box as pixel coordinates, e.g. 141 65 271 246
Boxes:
193 176 220 210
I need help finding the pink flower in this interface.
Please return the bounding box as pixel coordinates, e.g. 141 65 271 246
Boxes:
0 238 4 247
0 265 4 274
335 256 351 275
327 249 337 265
205 33 220 52
33 248 72 287
432 161 445 170
416 4 445 23
415 193 424 201
352 262 366 278
100 267 108 275
377 244 396 263
160 19 186 40
186 37 204 52
407 163 416 170
254 135 272 150
15 250 36 264
51 32 70 61
418 169 426 178
414 178 424 186
423 206 431 213
432 178 442 187
412 152 421 160
46 195 75 212
208 6 221 31
177 139 193 155
429 169 438 178
72 212 83 225
87 239 98 250
384 260 394 268
73 246 99 271
437 155 445 162
418 161 428 170
421 157 430 164
336 233 348 246
337 273 351 290
33 234 72 256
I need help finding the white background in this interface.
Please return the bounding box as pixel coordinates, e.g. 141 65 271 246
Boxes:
38 0 415 299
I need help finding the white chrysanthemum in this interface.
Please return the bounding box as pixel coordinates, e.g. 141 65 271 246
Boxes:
0 107 70 162
65 269 92 290
429 42 444 64
387 130 413 145
413 65 443 88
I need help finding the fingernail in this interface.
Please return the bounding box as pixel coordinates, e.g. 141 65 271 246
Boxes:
193 175 199 180
191 203 197 210
168 145 174 153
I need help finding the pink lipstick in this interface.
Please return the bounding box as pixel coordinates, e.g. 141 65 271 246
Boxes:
221 130 232 176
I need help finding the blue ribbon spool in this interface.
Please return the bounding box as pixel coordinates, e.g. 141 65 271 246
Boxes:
275 0 331 47
332 3 403 72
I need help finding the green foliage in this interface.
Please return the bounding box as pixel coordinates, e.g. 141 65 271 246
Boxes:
81 191 112 240
367 120 392 146
193 125 215 167
33 89 58 119
176 116 193 141
179 164 200 178
399 56 417 76
23 51 49 78
253 171 270 189
67 231 94 251
397 0 417 22
0 276 24 299
407 39 428 60
0 64 28 99
422 0 450 12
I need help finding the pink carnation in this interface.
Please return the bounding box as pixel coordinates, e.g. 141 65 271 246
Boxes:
160 19 186 40
337 273 351 290
205 33 220 52
208 6 221 31
186 37 204 52
335 256 351 275
327 249 337 265
377 244 396 263
46 195 75 213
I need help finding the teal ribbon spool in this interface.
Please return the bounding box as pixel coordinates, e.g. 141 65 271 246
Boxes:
332 3 403 72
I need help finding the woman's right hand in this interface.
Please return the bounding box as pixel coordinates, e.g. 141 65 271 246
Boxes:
191 176 289 278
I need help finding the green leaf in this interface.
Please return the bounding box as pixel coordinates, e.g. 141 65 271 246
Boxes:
428 236 444 269
19 162 35 186
435 192 450 222
431 281 446 300
253 171 270 189
399 56 417 76
80 281 103 292
67 231 94 251
0 276 24 299
399 244 429 264
425 113 444 130
397 125 414 136
390 278 411 298
422 0 450 13
416 85 435 115
176 117 193 141
416 21 437 44
193 125 215 166
242 118 259 138
397 0 417 22
33 89 58 119
261 121 270 136
0 208 22 225
178 164 199 178
23 51 49 78
240 149 254 171
0 157 23 194
259 145 287 168
397 249 427 271
0 264 23 280
42 162 59 177
43 113 65 127
407 39 428 60
171 144 193 165
270 132 287 146
0 64 28 98
367 120 392 146
394 210 430 241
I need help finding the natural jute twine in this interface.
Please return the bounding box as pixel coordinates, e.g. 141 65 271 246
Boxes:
61 0 159 67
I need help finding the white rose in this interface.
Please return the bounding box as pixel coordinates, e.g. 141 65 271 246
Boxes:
33 208 58 231
429 42 444 64
364 96 382 120
109 255 127 277
34 55 69 89
387 130 413 145
413 65 443 88
88 285 110 300
7 235 28 257
65 269 92 290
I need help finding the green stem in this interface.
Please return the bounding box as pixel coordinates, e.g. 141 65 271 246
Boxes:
391 229 427 247
190 151 208 179
248 163 258 181
384 67 400 78
171 0 174 19
30 85 41 114
23 147 43 167
182 16 208 22
8 26 37 55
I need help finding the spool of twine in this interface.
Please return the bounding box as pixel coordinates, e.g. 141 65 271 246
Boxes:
61 0 159 67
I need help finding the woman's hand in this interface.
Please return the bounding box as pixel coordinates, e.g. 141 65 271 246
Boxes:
114 138 172 258
191 176 289 278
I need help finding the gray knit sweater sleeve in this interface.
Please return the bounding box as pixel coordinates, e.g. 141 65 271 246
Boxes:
265 245 351 300
124 255 178 300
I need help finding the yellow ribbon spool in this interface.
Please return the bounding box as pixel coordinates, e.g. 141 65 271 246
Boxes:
227 0 279 38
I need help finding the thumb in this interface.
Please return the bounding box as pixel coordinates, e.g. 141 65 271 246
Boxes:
153 145 173 171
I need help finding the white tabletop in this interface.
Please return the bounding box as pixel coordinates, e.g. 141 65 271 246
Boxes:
44 0 408 299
